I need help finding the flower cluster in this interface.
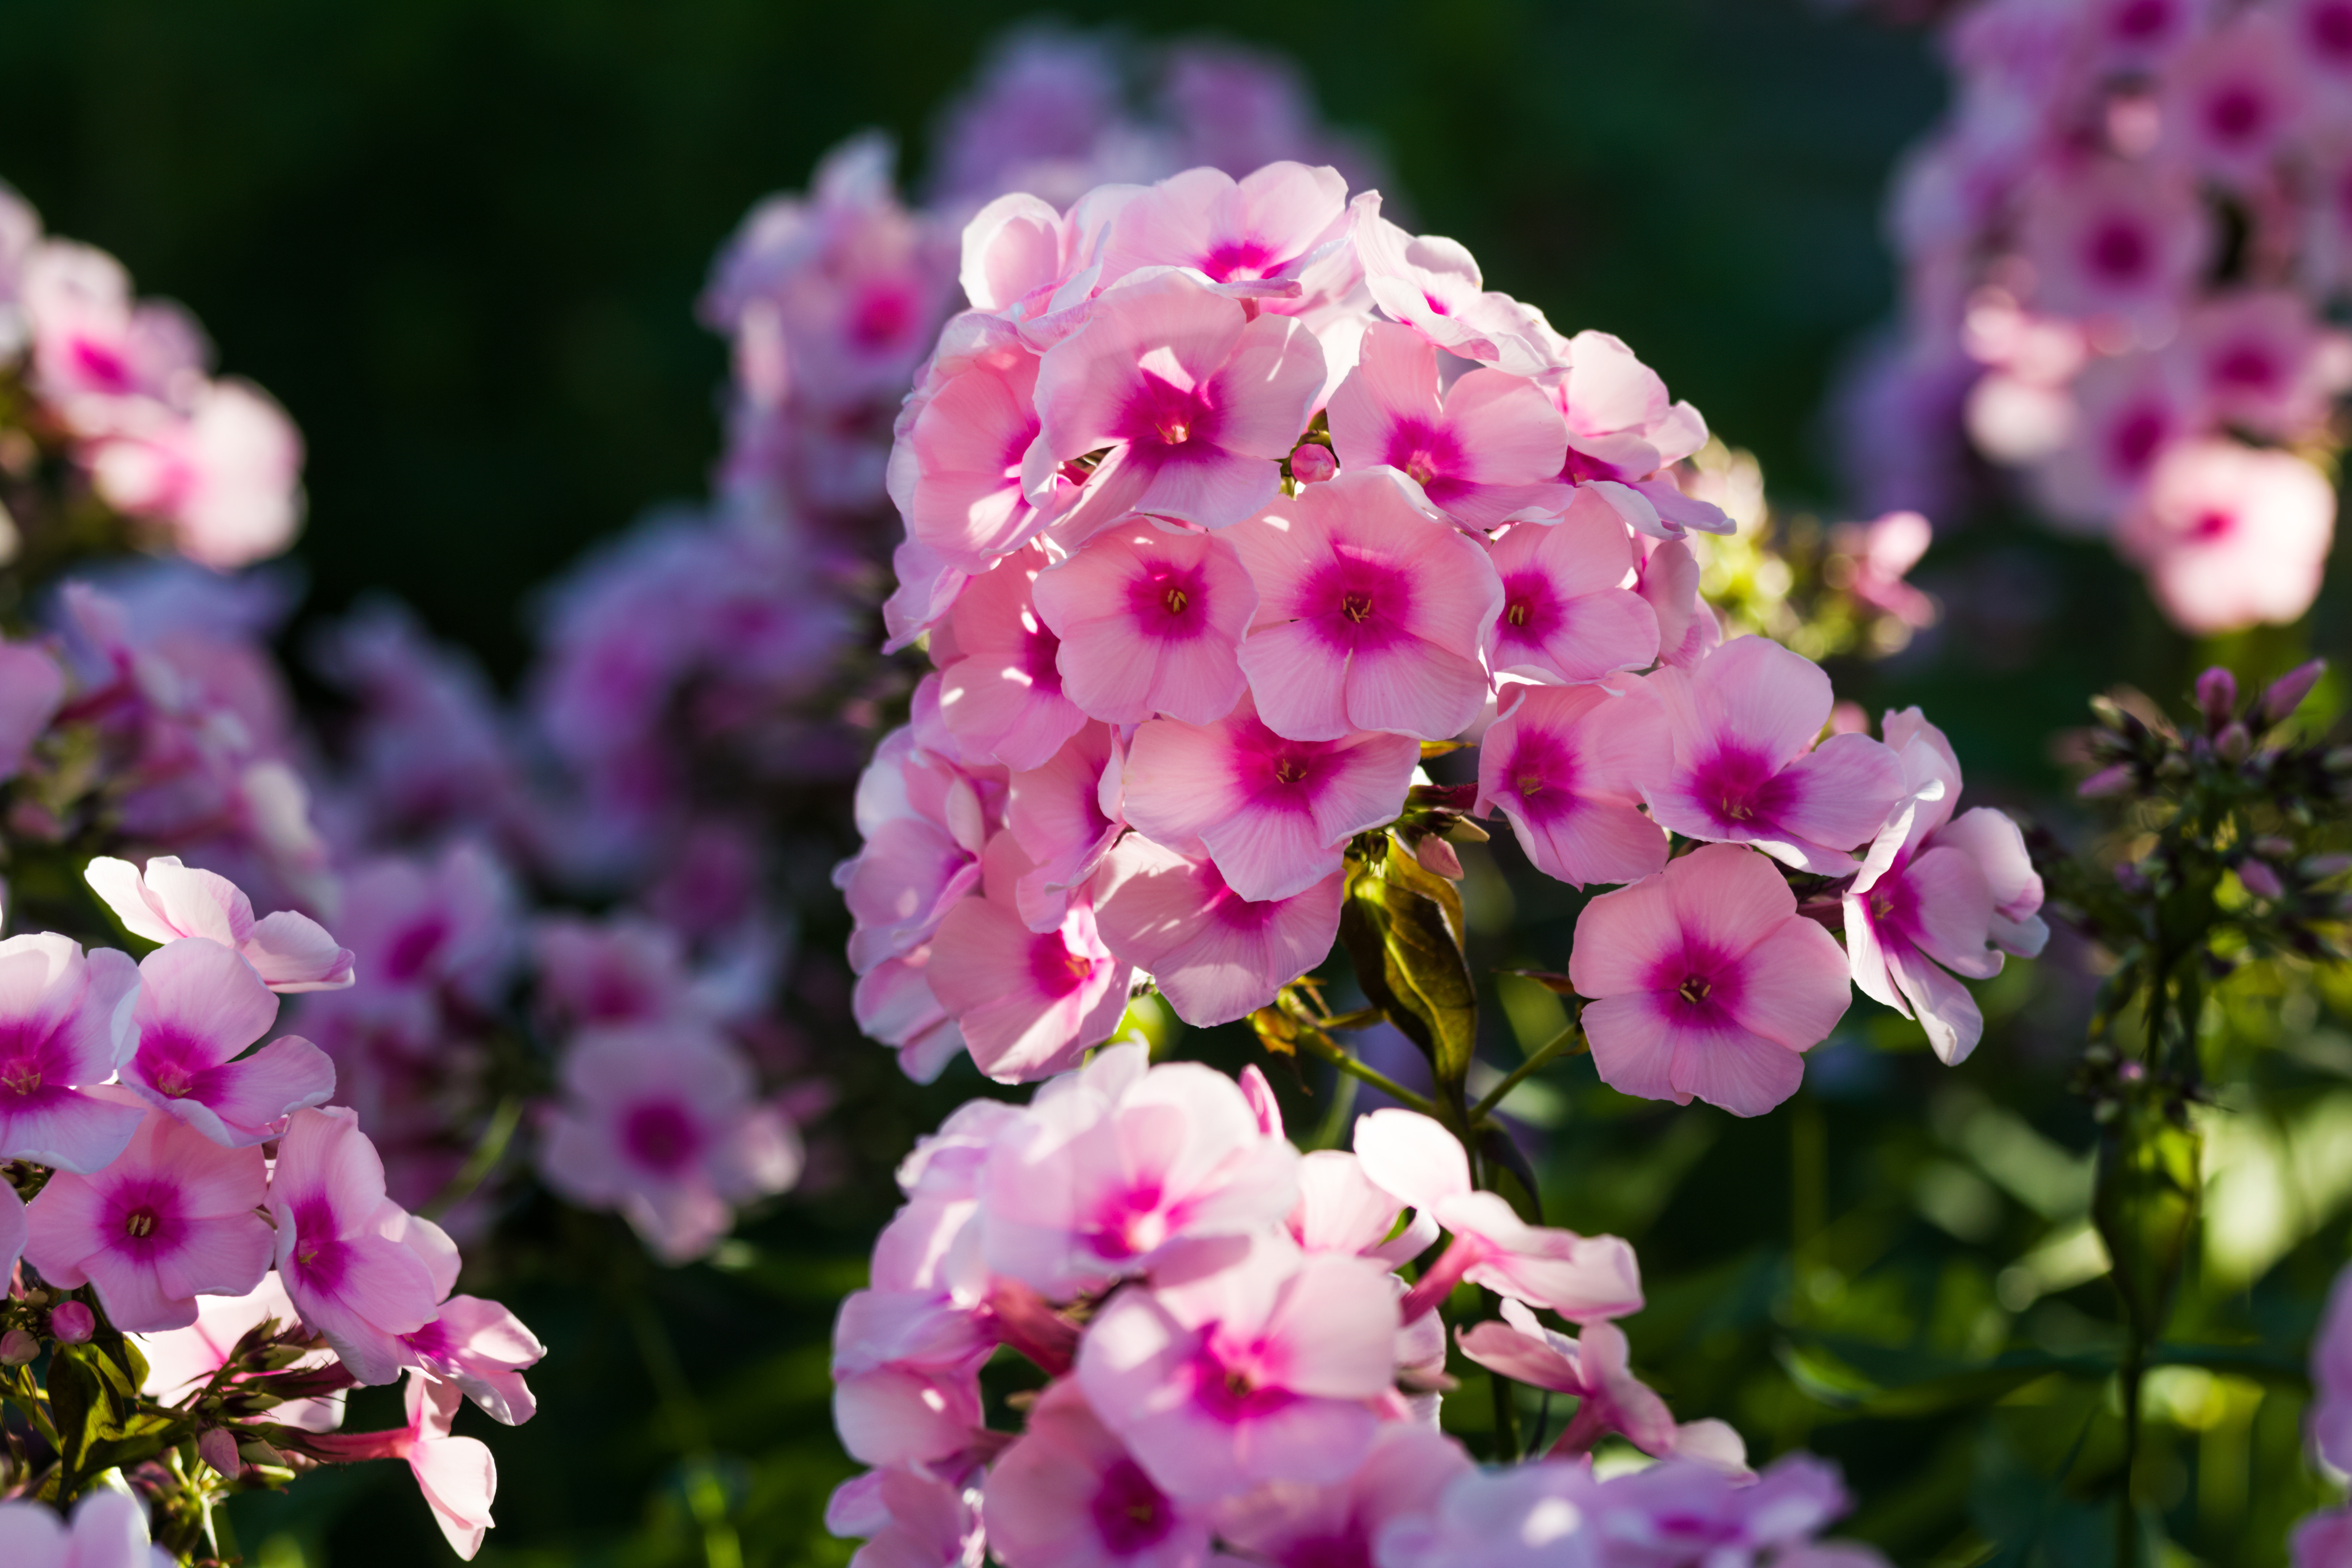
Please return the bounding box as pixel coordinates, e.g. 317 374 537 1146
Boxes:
1850 0 2352 633
0 855 541 1561
842 156 2047 1108
827 1043 1890 1568
0 185 304 570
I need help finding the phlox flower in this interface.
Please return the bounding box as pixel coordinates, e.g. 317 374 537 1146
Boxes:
0 1490 163 1568
1582 1453 1862 1568
401 1295 546 1426
1007 723 1127 931
1482 494 1660 684
1474 684 1670 889
1635 534 1718 670
829 1464 988 1568
983 1378 1211 1568
17 238 206 431
117 937 336 1147
0 934 143 1173
2187 291 2352 441
1091 836 1341 1028
1121 695 1418 903
831 1289 994 1472
979 1047 1298 1297
1351 1109 1642 1323
1352 196 1553 378
537 1024 803 1263
1568 842 1853 1117
899 325 1066 571
321 843 517 1010
854 948 966 1086
927 831 1132 1083
1455 1299 1747 1472
1551 330 1727 539
2116 439 2335 634
1029 271 1325 536
2023 350 2202 532
84 379 306 570
1642 637 1906 876
1030 524 1257 727
1371 1452 1612 1568
24 1095 273 1332
1288 1148 1438 1268
531 913 702 1032
2018 158 2210 328
1228 468 1501 743
1209 1423 1472 1568
269 1106 456 1382
1323 322 1568 527
937 547 1091 772
840 722 998 975
0 638 64 783
1075 1231 1398 1501
2294 1510 2352 1568
1845 709 2047 1067
304 1372 497 1560
1100 160 1357 309
2159 12 2306 182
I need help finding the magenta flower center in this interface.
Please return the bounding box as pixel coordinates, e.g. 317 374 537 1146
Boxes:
2205 85 2266 146
1499 569 1561 644
1123 561 1210 645
2108 407 2168 474
2087 219 2150 285
622 1101 702 1174
1027 931 1097 1000
1200 238 1281 283
1092 1457 1178 1553
1302 551 1416 652
1017 609 1066 689
385 916 451 983
70 338 136 394
1121 369 1220 454
0 1059 40 1096
2111 0 2172 40
1378 417 1464 492
1687 743 1792 829
2315 1 2352 60
848 283 918 351
2190 508 2235 542
1086 1179 1173 1260
2214 343 2278 391
1650 943 1743 1023
1188 1333 1300 1424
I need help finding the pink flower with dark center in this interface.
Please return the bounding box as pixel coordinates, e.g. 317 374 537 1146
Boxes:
1845 709 2047 1066
1092 836 1342 1027
2116 439 2335 634
2019 158 2209 327
1323 322 1569 527
1032 524 1258 726
928 831 1133 1084
537 1025 803 1263
1642 637 1906 876
2294 0 2352 79
1229 468 1501 743
2160 13 2306 181
1568 842 1853 1117
118 937 336 1148
1352 1109 1642 1323
1483 496 1660 684
1210 1423 1474 1568
1455 1298 1749 1473
84 380 306 570
983 1377 1213 1568
0 935 142 1173
1008 723 1127 932
1121 695 1419 903
1101 161 1358 310
1075 1232 1398 1502
400 1295 546 1426
268 1107 448 1383
938 547 1092 771
1028 272 1325 536
2186 291 2352 442
1475 684 1671 890
979 1045 1299 1299
17 240 207 430
2024 350 2203 532
1352 196 1555 378
22 1095 272 1332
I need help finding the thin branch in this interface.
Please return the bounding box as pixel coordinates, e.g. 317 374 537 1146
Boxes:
1469 1021 1586 1124
1294 1031 1435 1114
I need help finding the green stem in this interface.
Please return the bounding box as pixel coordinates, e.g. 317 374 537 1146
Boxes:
1294 1031 1435 1115
619 1282 742 1568
2118 1339 2145 1568
421 1095 524 1222
1467 1022 1583 1125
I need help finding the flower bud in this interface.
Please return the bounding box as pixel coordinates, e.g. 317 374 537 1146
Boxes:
2253 836 2296 859
2195 667 2237 730
199 1427 243 1479
0 1328 37 1366
1415 837 1464 880
2079 763 2135 798
48 1302 95 1344
2217 723 2251 763
2239 859 2284 900
2306 854 2352 880
2262 658 2326 724
1289 442 1336 484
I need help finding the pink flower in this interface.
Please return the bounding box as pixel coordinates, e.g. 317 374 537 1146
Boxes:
1635 535 1718 670
1288 1149 1438 1268
900 326 1066 571
1642 637 1906 876
1473 684 1670 889
1483 496 1660 683
1101 161 1357 308
2159 13 2306 182
400 1295 545 1426
937 547 1091 771
268 1106 453 1382
1455 1299 1748 1472
1845 709 2046 1066
2293 1509 2352 1568
0 1490 163 1568
2023 350 2202 532
1121 695 1419 903
531 914 701 1032
2116 439 2335 634
2306 1260 2352 1472
1584 1453 1859 1567
1370 1458 1611 1568
1092 836 1342 1027
1352 197 1553 378
22 1095 273 1332
1229 468 1501 743
855 949 967 1086
2018 158 2210 328
1031 524 1257 727
0 935 143 1173
18 239 206 429
1007 723 1128 931
983 1378 1212 1568
0 639 63 783
840 722 998 975
85 379 306 569
1323 322 1568 527
927 832 1133 1083
1830 511 1938 630
537 1025 803 1263
1209 1423 1473 1568
1351 1109 1642 1323
830 1464 988 1568
2186 290 2352 442
1029 272 1324 536
304 1372 498 1559
1568 842 1853 1117
979 1046 1300 1297
1075 1232 1398 1501
117 938 335 1147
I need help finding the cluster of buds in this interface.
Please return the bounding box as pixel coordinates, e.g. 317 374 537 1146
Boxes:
1848 0 2352 634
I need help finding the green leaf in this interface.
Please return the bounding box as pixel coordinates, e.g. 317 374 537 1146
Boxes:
1338 838 1478 1106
